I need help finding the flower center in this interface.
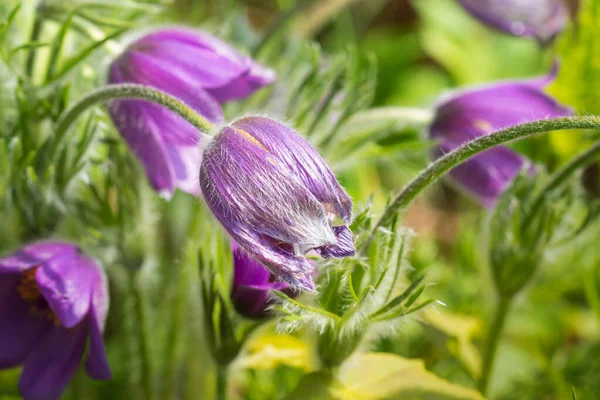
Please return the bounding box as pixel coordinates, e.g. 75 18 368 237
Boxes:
17 268 60 325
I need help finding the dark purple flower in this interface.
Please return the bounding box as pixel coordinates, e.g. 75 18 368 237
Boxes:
231 242 298 319
0 242 111 400
200 116 355 292
108 28 275 198
430 67 572 207
458 0 569 43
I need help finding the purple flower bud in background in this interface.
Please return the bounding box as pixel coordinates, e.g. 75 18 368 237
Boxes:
231 242 298 319
0 242 111 400
430 67 572 207
107 28 276 198
457 0 569 44
200 117 355 292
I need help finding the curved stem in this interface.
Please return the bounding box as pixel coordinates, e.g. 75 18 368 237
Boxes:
55 83 214 141
478 296 511 395
360 116 600 252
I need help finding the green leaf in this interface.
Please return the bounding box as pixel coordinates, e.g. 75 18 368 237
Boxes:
369 275 425 319
0 2 21 46
285 353 484 400
45 8 79 83
283 371 335 400
9 41 50 59
48 28 127 83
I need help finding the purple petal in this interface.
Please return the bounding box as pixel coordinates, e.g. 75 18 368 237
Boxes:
134 28 248 90
315 225 356 258
165 143 202 197
207 61 276 103
231 117 352 223
86 271 111 380
85 314 111 380
232 242 272 289
108 62 209 197
0 242 77 274
0 277 52 368
443 144 529 208
458 0 569 43
19 325 88 400
36 252 97 328
429 71 572 206
231 285 271 318
431 81 572 146
112 51 223 124
231 231 316 292
107 69 176 197
126 28 274 101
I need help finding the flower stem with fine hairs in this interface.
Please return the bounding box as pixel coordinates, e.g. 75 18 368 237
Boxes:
55 83 214 140
360 116 600 253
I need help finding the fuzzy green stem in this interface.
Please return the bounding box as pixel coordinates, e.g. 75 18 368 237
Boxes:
55 83 214 141
479 296 512 395
216 364 228 400
360 116 600 252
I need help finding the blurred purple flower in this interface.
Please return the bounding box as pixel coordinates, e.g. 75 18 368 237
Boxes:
231 242 298 319
0 242 111 400
430 67 572 207
200 116 355 292
458 0 569 43
108 28 276 198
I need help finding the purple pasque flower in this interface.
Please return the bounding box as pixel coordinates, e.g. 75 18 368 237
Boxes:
430 67 572 207
108 28 275 199
200 116 355 292
231 242 298 319
0 242 111 400
458 0 569 44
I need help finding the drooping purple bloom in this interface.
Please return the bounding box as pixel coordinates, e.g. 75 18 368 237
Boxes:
107 28 276 198
200 117 355 292
0 242 111 400
430 67 572 207
231 242 298 319
458 0 569 44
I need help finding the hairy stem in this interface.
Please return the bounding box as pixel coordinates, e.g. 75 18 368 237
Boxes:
55 83 214 142
360 116 600 252
478 296 512 395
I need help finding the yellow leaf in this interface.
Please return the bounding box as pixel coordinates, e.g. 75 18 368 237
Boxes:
424 312 482 378
239 333 317 372
336 353 485 400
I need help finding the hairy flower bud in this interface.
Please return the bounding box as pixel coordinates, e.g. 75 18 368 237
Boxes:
107 28 275 198
200 117 355 291
429 66 572 207
458 0 570 43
